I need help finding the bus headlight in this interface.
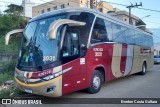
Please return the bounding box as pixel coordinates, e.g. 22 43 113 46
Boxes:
42 71 62 81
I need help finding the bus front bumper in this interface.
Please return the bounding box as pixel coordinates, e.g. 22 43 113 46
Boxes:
15 76 62 97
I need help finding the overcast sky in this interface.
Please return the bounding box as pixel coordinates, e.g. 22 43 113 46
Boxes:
0 0 160 28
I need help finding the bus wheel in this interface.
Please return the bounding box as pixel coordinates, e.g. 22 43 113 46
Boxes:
88 70 102 94
140 62 147 75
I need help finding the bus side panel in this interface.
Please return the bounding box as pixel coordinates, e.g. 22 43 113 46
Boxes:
130 46 141 74
62 58 87 96
62 59 80 95
85 44 114 88
140 46 154 71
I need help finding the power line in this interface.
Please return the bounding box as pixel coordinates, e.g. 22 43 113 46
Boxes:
102 1 127 7
137 7 160 13
101 1 160 13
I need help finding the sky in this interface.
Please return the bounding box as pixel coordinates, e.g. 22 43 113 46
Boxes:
0 0 160 28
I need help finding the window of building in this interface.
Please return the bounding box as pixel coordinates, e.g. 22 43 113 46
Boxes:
53 6 57 10
61 4 65 9
47 8 51 12
99 8 103 12
41 10 45 14
91 17 108 44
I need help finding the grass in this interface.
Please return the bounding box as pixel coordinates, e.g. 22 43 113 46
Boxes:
0 61 16 85
0 34 24 98
0 61 23 98
0 85 23 98
0 73 14 85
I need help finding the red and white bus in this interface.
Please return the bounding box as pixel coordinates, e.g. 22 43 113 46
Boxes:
6 8 153 97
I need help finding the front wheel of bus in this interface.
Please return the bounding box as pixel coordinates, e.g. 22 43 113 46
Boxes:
88 70 102 94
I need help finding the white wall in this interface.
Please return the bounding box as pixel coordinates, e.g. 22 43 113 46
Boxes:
22 0 35 18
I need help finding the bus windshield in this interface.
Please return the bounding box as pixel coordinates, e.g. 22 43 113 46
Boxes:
18 15 66 67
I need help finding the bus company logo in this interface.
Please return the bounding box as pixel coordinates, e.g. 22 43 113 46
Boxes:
93 48 103 52
2 99 11 104
38 70 52 77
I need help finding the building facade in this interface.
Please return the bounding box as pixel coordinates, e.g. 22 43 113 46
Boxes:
22 0 35 18
97 1 114 13
32 0 121 17
108 11 140 26
32 0 90 17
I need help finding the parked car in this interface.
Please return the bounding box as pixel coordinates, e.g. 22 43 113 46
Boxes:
154 56 160 64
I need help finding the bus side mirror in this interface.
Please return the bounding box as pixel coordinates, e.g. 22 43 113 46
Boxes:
49 19 86 40
80 44 87 57
5 29 24 45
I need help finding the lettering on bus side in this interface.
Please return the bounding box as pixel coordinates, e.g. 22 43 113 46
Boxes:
93 48 103 57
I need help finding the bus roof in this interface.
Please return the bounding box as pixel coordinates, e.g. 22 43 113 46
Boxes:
30 7 152 36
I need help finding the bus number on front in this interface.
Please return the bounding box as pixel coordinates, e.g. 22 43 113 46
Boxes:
95 52 102 57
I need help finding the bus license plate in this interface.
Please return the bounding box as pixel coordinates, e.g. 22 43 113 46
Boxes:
24 88 32 93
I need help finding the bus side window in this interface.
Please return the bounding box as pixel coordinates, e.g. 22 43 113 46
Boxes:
62 29 80 64
91 17 109 44
104 20 112 41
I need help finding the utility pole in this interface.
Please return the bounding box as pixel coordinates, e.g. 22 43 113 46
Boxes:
126 2 142 25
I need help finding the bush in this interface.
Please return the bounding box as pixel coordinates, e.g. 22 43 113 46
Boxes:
0 35 21 54
0 73 14 85
0 86 22 98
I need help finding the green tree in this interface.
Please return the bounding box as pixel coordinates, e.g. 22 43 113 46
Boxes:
0 4 27 36
0 4 28 53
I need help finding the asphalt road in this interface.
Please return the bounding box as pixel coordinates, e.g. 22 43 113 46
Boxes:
62 65 160 98
2 65 160 107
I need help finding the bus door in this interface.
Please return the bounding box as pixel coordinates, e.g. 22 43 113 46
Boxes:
62 29 87 95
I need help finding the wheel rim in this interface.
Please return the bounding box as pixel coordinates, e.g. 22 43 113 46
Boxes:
143 65 146 73
93 75 100 89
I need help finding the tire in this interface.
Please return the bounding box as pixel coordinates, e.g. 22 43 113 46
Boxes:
139 62 147 75
87 70 102 94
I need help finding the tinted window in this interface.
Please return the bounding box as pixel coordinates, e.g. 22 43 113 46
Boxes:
112 23 127 43
62 29 80 64
104 20 112 41
125 29 135 44
63 30 79 57
69 12 95 46
91 17 108 44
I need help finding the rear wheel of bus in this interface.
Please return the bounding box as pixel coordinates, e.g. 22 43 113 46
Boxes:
88 70 102 94
139 62 147 75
